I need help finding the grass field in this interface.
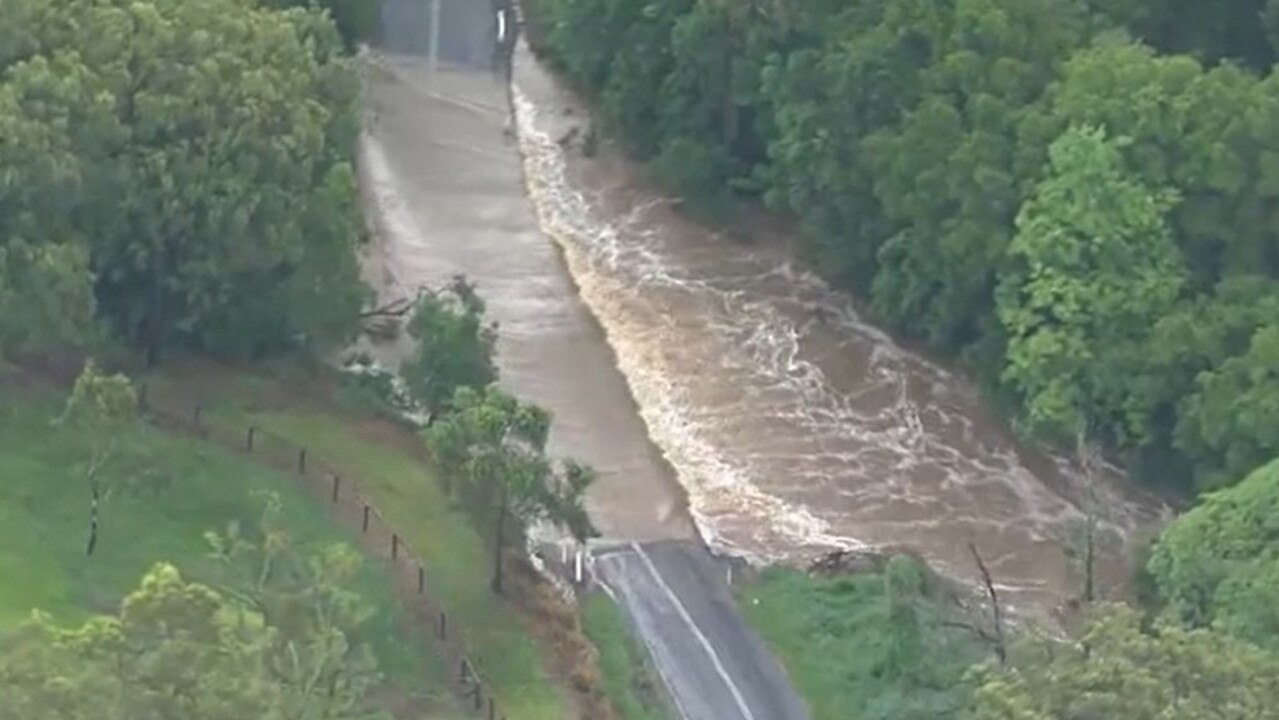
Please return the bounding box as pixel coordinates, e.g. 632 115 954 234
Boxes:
0 380 460 718
580 592 675 720
142 360 572 720
738 564 989 720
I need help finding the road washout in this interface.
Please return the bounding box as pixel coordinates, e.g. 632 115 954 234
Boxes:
507 39 1171 623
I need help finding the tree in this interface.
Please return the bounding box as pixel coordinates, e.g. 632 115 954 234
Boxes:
400 276 498 425
1174 325 1279 489
261 0 382 51
1129 277 1279 490
1 0 368 364
0 241 95 357
1148 457 1279 651
0 39 100 358
1123 0 1274 70
864 0 1095 354
204 491 380 718
0 564 282 720
1032 40 1279 289
964 604 1279 720
0 498 389 719
996 125 1184 444
425 385 595 594
57 360 138 556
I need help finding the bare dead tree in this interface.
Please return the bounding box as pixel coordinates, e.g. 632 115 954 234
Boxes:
969 542 1007 666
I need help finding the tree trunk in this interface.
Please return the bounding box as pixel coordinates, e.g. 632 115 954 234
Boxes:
86 476 100 556
490 486 508 595
969 543 1006 666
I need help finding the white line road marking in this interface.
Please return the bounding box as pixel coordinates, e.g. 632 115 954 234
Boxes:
594 555 694 720
631 542 758 720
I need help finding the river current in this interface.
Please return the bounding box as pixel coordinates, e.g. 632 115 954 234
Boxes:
358 38 1169 622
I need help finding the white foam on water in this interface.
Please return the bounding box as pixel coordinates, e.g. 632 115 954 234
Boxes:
511 88 868 564
506 78 1173 614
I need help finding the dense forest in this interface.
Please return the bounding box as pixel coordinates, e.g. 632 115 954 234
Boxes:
530 0 1279 498
0 0 371 366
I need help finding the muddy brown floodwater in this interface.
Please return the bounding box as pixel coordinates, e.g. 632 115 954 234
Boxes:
358 41 1170 624
358 54 697 544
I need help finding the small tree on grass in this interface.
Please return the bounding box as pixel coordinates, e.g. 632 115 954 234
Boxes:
0 555 382 719
426 385 597 595
205 491 380 717
401 275 499 426
58 360 138 556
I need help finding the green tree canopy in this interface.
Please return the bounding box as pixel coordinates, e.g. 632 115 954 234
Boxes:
996 125 1183 443
1130 277 1279 489
400 276 499 424
0 499 386 720
0 241 95 357
261 0 381 51
1174 326 1279 489
425 385 595 593
1148 457 1279 649
0 564 333 720
965 604 1279 720
0 0 368 364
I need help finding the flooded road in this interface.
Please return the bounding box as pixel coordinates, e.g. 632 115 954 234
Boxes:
359 54 696 543
359 28 1168 620
506 45 1170 618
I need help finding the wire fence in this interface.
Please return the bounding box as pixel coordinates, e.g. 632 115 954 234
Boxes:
137 384 510 720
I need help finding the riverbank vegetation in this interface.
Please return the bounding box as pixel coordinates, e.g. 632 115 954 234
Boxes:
534 0 1279 715
739 559 986 720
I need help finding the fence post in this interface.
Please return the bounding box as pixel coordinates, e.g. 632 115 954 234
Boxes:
459 659 468 685
246 426 256 452
362 504 370 533
331 475 340 503
418 565 425 593
488 697 496 720
474 685 483 711
391 533 399 561
297 448 307 474
438 611 447 640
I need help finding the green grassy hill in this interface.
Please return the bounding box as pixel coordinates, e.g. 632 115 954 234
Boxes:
0 377 460 718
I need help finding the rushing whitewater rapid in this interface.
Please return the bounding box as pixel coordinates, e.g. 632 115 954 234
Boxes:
357 30 1169 622
505 45 1169 618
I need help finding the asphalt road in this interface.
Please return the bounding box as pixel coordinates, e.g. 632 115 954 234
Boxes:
593 541 810 720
